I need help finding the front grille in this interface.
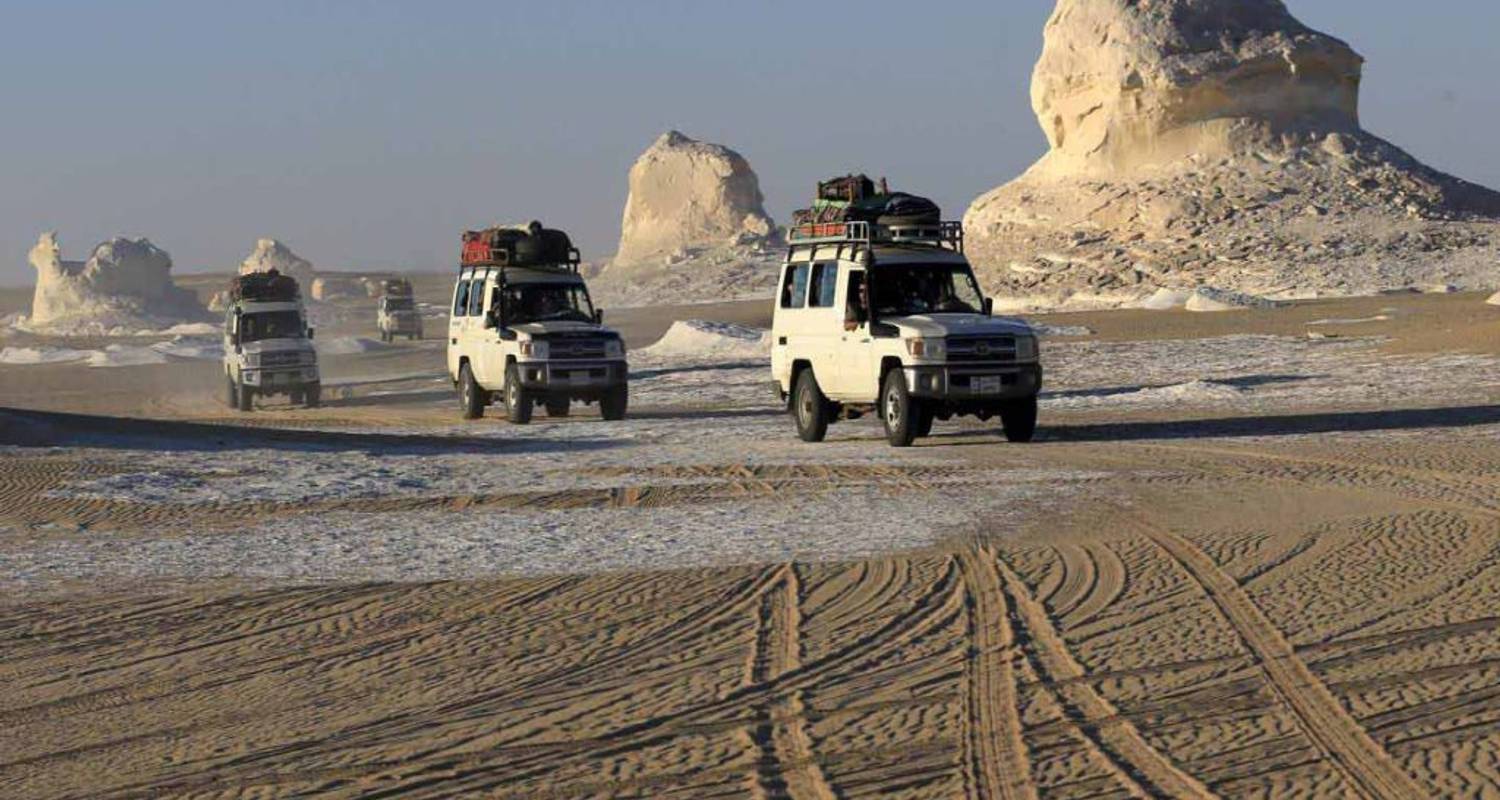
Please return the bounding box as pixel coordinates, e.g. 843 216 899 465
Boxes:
946 336 1017 363
258 351 305 367
550 339 607 360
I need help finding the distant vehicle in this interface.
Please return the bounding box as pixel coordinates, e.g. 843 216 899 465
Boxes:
772 184 1041 446
447 222 628 423
222 269 320 411
377 278 422 341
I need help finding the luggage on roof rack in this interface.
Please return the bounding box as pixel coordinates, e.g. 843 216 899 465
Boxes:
791 175 945 244
230 269 300 302
461 221 580 269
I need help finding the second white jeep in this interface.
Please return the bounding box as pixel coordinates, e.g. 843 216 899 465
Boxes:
770 221 1041 446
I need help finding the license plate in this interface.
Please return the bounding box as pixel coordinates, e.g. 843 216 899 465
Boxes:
974 376 1003 394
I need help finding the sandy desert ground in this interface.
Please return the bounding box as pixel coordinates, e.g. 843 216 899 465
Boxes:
3 282 1500 798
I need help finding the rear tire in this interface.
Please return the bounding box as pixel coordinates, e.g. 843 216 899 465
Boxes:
881 369 918 447
459 362 485 420
305 383 321 408
601 384 628 421
793 369 830 443
504 363 533 424
1000 395 1038 443
545 399 570 417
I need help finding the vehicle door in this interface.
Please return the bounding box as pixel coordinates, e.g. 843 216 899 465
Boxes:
829 266 875 400
775 258 812 388
447 269 473 379
476 275 512 387
803 260 846 398
466 271 502 387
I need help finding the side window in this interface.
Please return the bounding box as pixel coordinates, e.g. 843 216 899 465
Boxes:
468 278 488 317
844 270 867 325
779 263 810 309
808 263 838 308
453 280 471 317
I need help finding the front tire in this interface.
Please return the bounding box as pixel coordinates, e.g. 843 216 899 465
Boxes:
305 382 321 408
504 363 533 424
793 369 830 443
236 379 253 412
881 368 918 447
601 384 628 421
459 362 485 420
1000 395 1038 443
915 404 935 438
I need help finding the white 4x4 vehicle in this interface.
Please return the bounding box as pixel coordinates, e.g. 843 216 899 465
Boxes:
446 263 627 423
377 293 422 341
222 270 320 412
771 221 1041 446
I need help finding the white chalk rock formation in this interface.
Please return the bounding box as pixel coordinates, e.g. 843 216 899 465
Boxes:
1487 291 1500 307
240 238 315 285
26 232 203 333
965 0 1500 310
614 131 774 266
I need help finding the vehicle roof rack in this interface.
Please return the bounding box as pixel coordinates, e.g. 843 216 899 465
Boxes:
459 249 582 273
786 220 964 257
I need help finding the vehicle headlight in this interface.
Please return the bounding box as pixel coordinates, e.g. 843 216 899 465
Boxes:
1015 335 1038 360
519 340 549 360
605 339 624 358
905 338 945 360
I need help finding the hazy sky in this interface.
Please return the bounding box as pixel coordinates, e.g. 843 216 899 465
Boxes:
2 1 1497 285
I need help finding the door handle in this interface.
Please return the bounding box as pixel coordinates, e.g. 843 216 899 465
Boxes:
778 336 788 345
451 338 457 344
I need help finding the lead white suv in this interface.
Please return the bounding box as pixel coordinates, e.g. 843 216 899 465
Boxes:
770 222 1041 446
446 263 627 423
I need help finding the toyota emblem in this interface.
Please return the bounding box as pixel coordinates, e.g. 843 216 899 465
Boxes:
976 342 991 356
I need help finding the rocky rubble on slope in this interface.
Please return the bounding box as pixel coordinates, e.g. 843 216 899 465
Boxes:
20 232 204 334
965 0 1500 311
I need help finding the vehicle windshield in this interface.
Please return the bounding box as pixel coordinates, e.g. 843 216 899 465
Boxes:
385 297 414 311
869 263 985 316
239 310 305 342
500 283 594 324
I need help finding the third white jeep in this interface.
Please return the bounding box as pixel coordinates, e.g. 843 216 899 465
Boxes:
770 221 1041 446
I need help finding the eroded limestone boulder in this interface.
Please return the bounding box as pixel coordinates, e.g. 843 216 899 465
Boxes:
26 232 202 332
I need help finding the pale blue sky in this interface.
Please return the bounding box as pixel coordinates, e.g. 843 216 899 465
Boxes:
2 1 1496 284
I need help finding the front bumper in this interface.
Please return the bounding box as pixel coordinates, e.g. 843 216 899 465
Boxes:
242 367 320 390
515 360 628 393
383 317 422 333
904 362 1042 400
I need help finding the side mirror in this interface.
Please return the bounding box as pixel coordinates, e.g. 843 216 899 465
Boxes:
594 309 604 325
983 297 994 316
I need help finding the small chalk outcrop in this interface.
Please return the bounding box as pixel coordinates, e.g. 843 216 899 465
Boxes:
965 0 1500 310
310 275 361 301
1487 291 1500 307
614 131 774 266
24 232 203 334
240 239 315 285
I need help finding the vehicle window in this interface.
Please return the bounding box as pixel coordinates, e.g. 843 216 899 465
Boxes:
239 310 304 343
386 297 414 311
468 277 487 317
869 264 985 317
499 283 595 324
844 270 866 324
453 280 470 316
779 263 810 309
808 263 839 308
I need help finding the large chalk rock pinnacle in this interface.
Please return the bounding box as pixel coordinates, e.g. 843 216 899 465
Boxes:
964 0 1500 310
27 232 202 332
241 238 315 285
615 131 774 266
1032 0 1363 177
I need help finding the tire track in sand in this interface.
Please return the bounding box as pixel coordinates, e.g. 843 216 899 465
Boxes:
746 566 837 800
1136 516 1428 800
988 549 1215 799
955 544 1035 800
